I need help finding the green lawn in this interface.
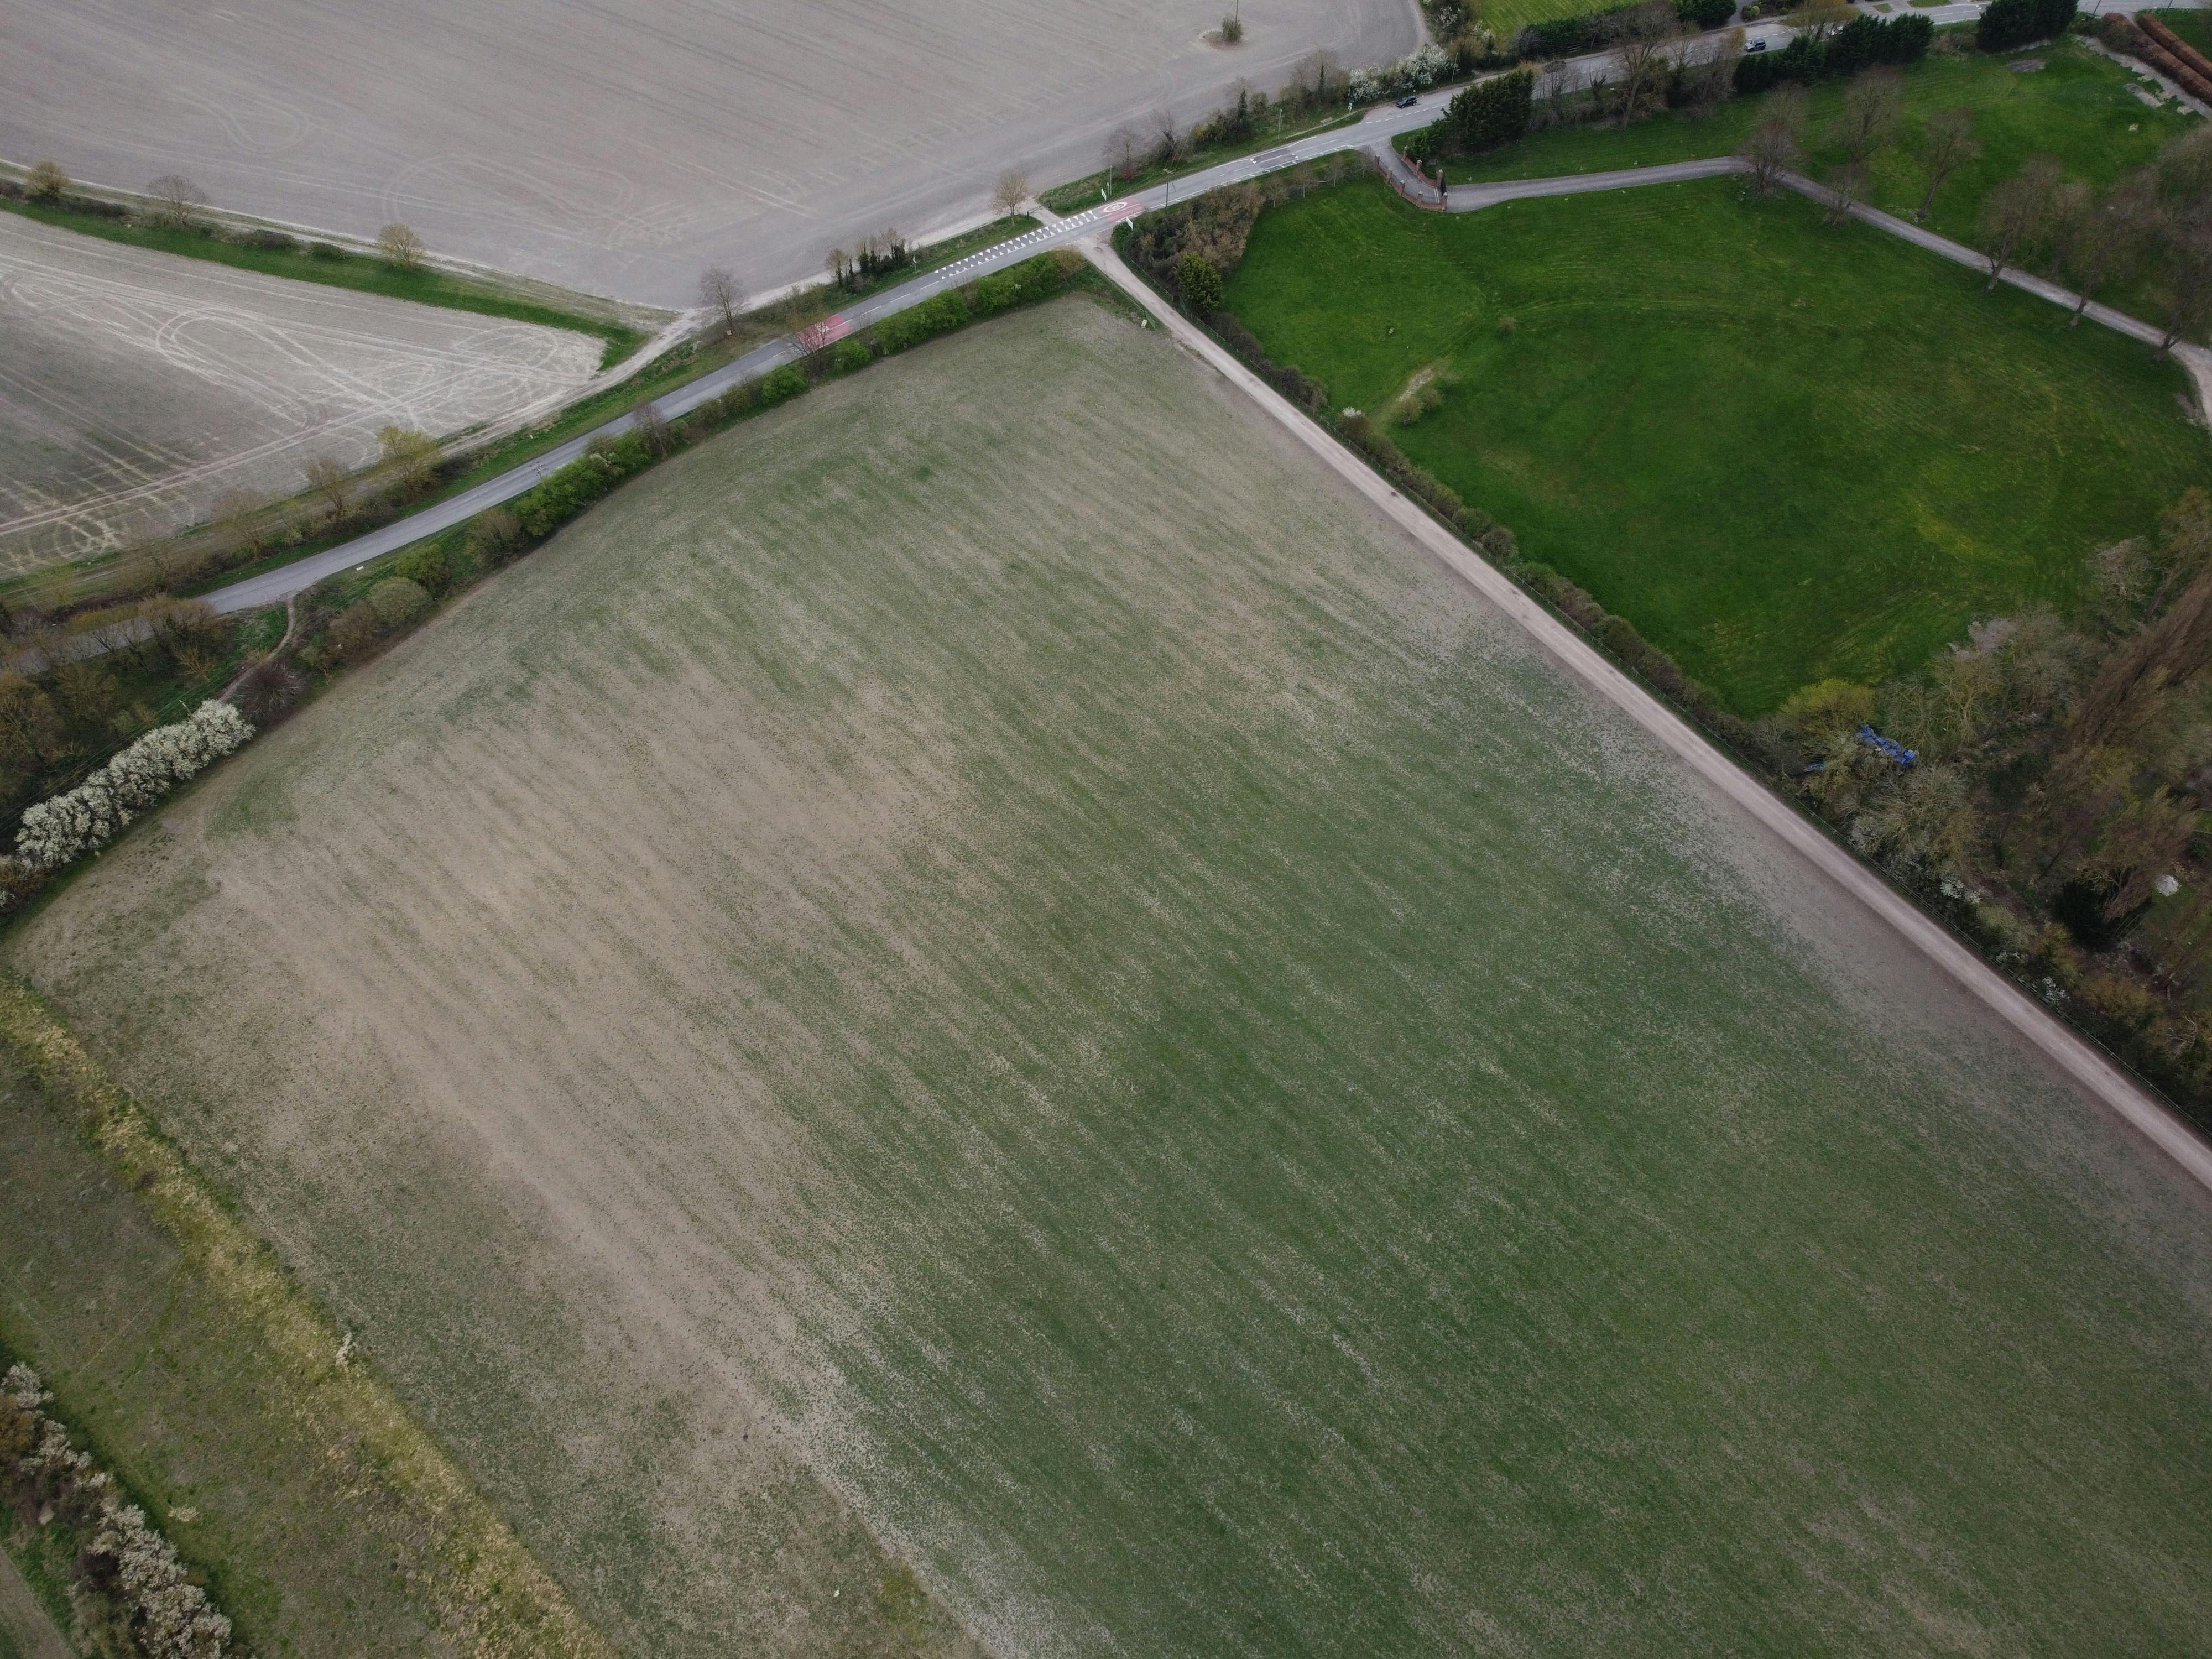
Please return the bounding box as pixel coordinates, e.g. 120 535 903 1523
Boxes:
1223 176 2206 714
0 194 651 368
1483 0 1632 43
1438 40 2193 262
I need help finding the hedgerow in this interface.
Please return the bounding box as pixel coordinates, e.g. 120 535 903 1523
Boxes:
3 1364 231 1658
9 701 253 875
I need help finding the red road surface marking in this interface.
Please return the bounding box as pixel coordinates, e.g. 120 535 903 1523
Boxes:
796 314 853 351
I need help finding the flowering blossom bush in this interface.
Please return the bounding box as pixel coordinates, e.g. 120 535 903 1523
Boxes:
3 1364 231 1658
11 701 253 874
1348 42 1451 102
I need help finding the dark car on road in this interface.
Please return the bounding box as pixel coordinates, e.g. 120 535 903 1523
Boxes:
1396 93 1419 107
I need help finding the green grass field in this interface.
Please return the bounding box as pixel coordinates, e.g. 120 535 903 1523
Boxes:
9 299 2212 1657
1438 40 2194 264
1222 176 2205 713
1480 0 1630 44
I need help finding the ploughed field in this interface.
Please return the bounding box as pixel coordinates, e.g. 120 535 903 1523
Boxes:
12 300 2211 1657
0 0 1416 306
1223 176 2208 715
0 212 599 573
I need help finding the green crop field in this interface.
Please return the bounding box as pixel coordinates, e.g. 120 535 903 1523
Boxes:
1438 40 2194 267
9 299 2212 1657
1222 176 2205 713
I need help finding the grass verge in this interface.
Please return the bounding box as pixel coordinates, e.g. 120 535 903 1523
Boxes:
0 978 615 1659
1041 115 1360 212
1222 174 2205 713
0 193 648 369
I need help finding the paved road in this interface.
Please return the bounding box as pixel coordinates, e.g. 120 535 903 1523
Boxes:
1080 232 2212 1197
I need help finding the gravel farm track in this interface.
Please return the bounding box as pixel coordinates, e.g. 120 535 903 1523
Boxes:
0 0 1421 307
0 211 600 573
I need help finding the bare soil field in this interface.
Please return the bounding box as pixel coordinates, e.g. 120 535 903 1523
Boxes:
9 300 2212 1657
0 212 600 574
0 0 1417 308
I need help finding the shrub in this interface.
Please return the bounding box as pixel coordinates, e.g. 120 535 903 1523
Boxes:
367 577 431 631
467 507 527 566
248 228 299 251
11 702 254 873
1 1366 232 1657
1978 0 2074 50
758 363 810 404
1349 41 1453 101
1677 0 1736 27
1211 314 1330 411
307 240 347 260
231 657 308 727
392 541 453 594
1177 252 1224 314
831 336 873 373
1828 11 1934 72
1438 67 1535 155
25 159 69 203
327 602 382 663
875 293 968 353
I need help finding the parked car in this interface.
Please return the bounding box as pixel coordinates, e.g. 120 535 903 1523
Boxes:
1396 93 1420 107
1745 37 1768 50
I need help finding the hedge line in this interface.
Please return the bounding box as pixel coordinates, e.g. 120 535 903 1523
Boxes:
510 252 1082 547
1735 13 1932 93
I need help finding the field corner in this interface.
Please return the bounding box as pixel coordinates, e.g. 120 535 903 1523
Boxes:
0 978 617 1659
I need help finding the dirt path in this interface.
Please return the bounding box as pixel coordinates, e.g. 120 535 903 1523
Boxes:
0 1548 72 1659
1084 236 2212 1198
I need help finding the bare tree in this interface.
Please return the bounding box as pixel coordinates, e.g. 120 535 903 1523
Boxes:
1738 87 1807 194
302 455 351 523
630 397 672 458
144 174 206 229
1609 2 1683 124
24 159 69 204
1914 107 1980 223
1290 48 1341 111
1838 67 1905 166
1104 125 1143 180
2057 166 2156 326
1740 121 1801 193
1824 162 1871 225
1979 156 2058 290
1151 110 1185 169
993 170 1031 217
1685 29 1745 120
1785 0 1854 41
211 489 269 561
2157 123 2212 225
377 426 441 495
2158 222 2212 355
377 222 426 269
697 265 742 332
